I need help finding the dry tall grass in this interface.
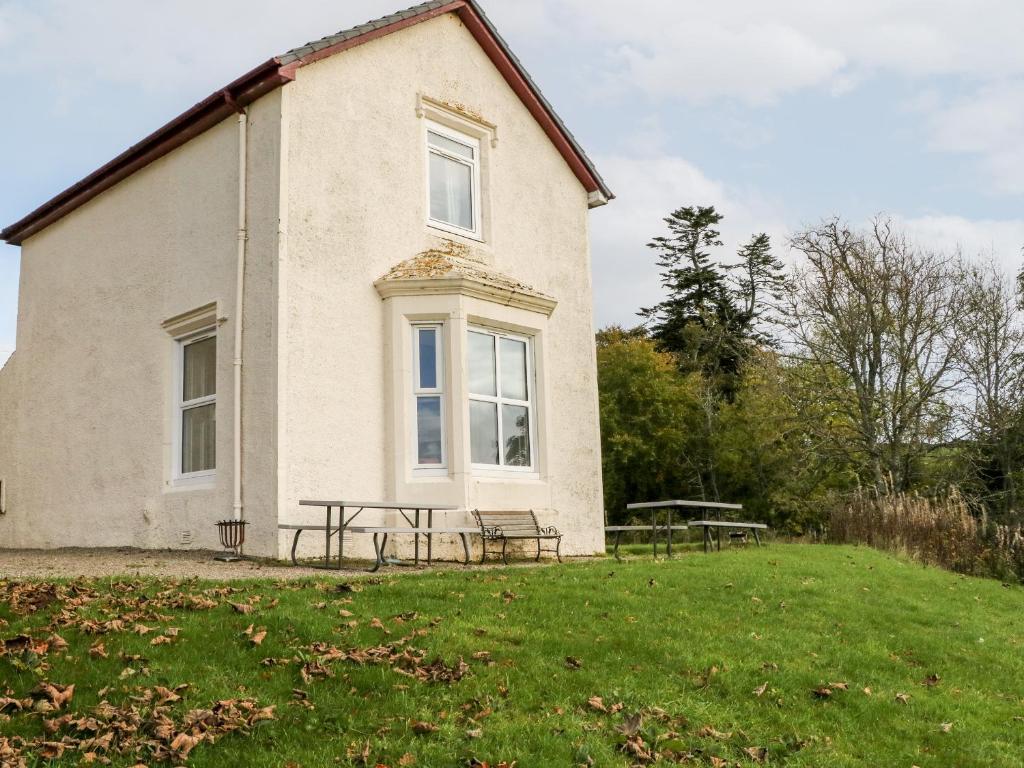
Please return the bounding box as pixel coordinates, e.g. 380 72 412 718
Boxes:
828 487 1024 582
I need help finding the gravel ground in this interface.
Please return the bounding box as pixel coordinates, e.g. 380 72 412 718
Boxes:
0 547 487 580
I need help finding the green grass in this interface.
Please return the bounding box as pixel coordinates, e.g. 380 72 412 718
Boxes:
2 544 1024 766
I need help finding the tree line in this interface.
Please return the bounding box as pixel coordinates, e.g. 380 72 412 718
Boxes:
598 206 1024 531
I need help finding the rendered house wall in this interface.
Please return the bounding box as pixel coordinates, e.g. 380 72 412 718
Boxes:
278 13 605 558
0 93 284 554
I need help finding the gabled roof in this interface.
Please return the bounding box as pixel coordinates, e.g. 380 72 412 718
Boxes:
1 0 612 246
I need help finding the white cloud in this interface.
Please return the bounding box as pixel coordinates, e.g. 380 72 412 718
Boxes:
900 214 1024 267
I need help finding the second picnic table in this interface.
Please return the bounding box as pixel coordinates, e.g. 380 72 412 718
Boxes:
618 499 746 559
289 500 460 569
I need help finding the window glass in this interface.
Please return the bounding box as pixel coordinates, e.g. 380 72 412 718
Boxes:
418 328 437 389
429 152 473 230
502 405 531 467
182 403 215 474
416 396 443 465
182 336 216 401
468 331 497 396
428 130 474 159
499 337 528 401
470 400 499 465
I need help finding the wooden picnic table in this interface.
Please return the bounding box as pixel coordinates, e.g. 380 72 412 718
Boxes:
283 500 459 569
616 499 744 559
688 520 768 552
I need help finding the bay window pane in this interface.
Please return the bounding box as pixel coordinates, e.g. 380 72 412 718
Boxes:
502 404 531 467
182 403 215 473
418 328 437 389
468 332 496 396
416 396 443 465
182 336 216 401
470 400 499 465
499 337 528 401
429 151 473 230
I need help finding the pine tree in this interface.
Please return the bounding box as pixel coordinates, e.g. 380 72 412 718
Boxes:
728 233 786 345
638 206 734 374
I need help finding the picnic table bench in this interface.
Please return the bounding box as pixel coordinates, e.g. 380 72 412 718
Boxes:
347 526 478 572
688 519 767 552
605 524 689 561
281 500 459 569
472 509 562 564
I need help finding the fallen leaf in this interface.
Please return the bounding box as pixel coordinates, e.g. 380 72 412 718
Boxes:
753 681 768 697
895 693 911 704
411 720 438 734
565 656 583 670
744 746 768 763
89 641 108 659
587 696 607 712
921 674 941 687
229 602 253 615
940 722 954 733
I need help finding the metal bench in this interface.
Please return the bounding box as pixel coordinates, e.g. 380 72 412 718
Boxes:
689 520 768 552
471 509 562 564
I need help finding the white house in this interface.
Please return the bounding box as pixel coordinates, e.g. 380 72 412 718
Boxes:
0 0 613 560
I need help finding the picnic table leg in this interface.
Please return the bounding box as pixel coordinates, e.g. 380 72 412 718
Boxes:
326 507 333 569
613 530 623 561
414 509 420 565
716 526 722 552
703 526 710 553
652 510 657 560
753 528 762 547
667 508 673 558
427 508 434 565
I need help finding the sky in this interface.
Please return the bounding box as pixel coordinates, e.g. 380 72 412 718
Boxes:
3 0 1024 366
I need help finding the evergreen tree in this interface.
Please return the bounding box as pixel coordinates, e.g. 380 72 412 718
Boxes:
728 232 786 345
638 206 735 375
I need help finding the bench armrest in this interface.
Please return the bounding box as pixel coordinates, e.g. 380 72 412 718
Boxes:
538 525 561 537
481 525 504 539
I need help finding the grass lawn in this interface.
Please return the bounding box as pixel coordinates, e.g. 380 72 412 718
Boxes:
2 544 1023 766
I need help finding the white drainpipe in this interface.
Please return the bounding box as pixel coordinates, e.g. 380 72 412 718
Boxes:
233 109 247 522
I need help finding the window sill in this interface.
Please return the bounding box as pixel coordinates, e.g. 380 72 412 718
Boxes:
167 474 217 493
427 220 484 243
471 468 542 482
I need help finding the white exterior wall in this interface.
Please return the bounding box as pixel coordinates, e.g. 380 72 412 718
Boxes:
279 14 605 557
0 93 284 554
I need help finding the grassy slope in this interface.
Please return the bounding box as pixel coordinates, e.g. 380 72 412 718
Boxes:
2 544 1023 767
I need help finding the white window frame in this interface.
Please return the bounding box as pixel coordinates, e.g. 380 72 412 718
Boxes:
425 120 482 240
174 328 217 483
412 323 447 474
468 326 537 473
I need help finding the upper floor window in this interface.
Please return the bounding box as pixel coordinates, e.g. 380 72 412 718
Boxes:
427 121 481 238
413 323 446 470
467 328 534 470
178 332 216 478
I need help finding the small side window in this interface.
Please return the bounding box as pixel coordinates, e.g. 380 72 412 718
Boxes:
412 323 446 470
177 331 217 478
0 478 6 514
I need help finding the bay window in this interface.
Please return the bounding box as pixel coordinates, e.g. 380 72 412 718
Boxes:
468 328 534 470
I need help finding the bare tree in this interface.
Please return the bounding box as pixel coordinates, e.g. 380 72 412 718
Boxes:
783 217 965 491
955 261 1024 513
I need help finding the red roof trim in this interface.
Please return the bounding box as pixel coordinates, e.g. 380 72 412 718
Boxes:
1 1 605 245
